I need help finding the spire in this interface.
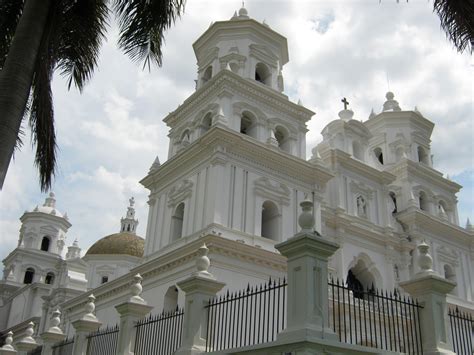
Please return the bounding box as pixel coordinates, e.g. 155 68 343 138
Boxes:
120 197 139 234
44 192 56 208
466 218 474 231
368 108 376 119
149 156 161 172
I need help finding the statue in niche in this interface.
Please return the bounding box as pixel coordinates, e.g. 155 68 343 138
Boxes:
438 203 447 218
393 264 400 281
356 195 367 218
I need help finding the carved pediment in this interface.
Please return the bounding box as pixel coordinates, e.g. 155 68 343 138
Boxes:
254 177 290 205
168 179 194 207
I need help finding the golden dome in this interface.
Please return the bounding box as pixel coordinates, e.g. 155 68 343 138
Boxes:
86 232 144 258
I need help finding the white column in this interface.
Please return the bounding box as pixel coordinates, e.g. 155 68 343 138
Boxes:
400 241 456 355
175 245 225 355
276 199 339 342
71 295 102 355
115 274 152 355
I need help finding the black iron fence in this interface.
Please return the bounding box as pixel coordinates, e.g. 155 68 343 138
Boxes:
134 307 184 355
86 324 119 355
448 307 473 355
329 279 423 354
52 337 74 355
205 278 287 352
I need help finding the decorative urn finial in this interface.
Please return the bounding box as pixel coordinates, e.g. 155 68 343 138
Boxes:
0 331 15 351
298 198 315 233
196 244 211 274
417 240 433 274
129 273 147 304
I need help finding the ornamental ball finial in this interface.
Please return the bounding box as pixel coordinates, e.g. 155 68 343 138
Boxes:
386 91 394 100
1 331 15 350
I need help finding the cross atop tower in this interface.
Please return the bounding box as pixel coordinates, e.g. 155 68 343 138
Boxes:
341 97 349 110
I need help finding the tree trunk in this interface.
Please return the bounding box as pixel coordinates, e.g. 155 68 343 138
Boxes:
0 0 51 189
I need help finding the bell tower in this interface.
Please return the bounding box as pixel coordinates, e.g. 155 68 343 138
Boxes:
141 7 333 259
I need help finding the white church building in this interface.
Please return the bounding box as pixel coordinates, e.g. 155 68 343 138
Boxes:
0 5 472 350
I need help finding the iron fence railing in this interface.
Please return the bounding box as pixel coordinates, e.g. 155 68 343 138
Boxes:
86 324 119 355
52 337 74 355
448 306 473 355
205 278 287 352
329 278 423 354
134 307 184 355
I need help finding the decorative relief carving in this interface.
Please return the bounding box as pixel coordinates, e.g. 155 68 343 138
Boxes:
436 245 460 267
167 179 193 207
254 177 290 205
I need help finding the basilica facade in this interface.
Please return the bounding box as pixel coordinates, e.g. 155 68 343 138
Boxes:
0 5 472 343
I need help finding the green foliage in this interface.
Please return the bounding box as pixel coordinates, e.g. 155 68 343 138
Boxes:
0 0 185 191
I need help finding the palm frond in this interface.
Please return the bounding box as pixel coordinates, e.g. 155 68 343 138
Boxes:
433 0 474 53
56 0 109 91
29 1 62 191
0 0 25 69
113 0 185 69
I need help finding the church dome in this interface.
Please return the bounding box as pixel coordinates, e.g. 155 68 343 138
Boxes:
86 232 144 258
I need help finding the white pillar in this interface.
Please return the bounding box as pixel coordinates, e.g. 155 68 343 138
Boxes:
15 322 38 353
0 331 17 355
115 274 153 355
40 309 66 355
400 241 456 355
276 199 339 342
175 244 225 355
71 295 102 355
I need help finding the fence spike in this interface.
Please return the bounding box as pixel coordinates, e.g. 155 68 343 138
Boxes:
283 276 286 284
247 283 250 293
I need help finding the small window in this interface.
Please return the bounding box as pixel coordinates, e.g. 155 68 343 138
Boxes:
23 268 35 284
419 191 428 211
45 272 55 285
201 113 212 135
261 200 280 240
417 146 429 164
389 192 397 213
202 66 212 84
255 63 271 85
374 147 383 164
41 236 50 252
101 276 109 284
171 203 185 241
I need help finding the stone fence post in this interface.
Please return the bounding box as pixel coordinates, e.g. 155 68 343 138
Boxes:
400 241 456 355
0 332 17 355
15 322 38 354
175 244 225 355
40 309 66 355
275 199 340 343
115 274 152 355
71 294 102 355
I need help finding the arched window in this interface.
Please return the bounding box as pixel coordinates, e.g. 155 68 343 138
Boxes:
229 62 239 73
23 268 35 284
45 272 55 285
417 146 429 164
202 66 212 85
389 192 397 213
373 147 384 165
201 112 213 135
438 200 448 219
240 111 257 138
261 200 280 240
347 260 376 300
274 126 291 153
171 203 185 241
41 236 50 252
255 63 271 85
419 191 428 211
352 141 364 161
163 286 179 312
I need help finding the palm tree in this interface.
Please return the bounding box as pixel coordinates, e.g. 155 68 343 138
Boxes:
433 0 473 54
0 0 185 191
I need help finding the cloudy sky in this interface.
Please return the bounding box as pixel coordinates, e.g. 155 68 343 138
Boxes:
0 0 472 260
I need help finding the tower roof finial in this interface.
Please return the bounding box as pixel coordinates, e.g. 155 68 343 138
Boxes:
121 197 139 234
